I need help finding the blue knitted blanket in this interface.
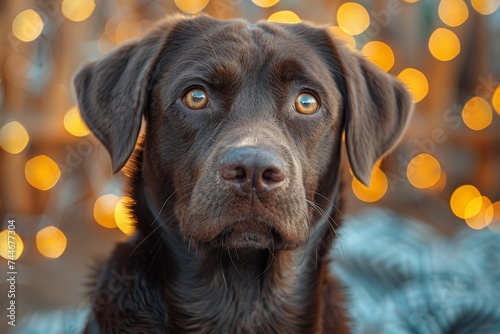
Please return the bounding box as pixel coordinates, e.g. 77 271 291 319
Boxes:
12 209 500 334
332 209 500 334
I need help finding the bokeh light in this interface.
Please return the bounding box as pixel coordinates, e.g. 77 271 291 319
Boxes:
397 68 429 103
352 168 388 202
12 9 44 42
0 121 30 154
115 196 135 235
438 0 469 27
336 2 370 35
36 226 67 258
430 171 447 192
0 230 24 260
361 41 395 72
252 0 280 8
115 20 143 44
462 96 493 131
471 0 500 15
174 0 210 14
407 153 442 189
450 185 482 219
492 86 500 114
268 10 301 23
488 201 500 233
62 0 96 22
329 26 357 49
428 28 460 61
64 106 90 137
94 194 120 229
25 155 61 191
465 196 493 230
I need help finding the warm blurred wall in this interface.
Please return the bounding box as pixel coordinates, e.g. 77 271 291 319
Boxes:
0 0 500 330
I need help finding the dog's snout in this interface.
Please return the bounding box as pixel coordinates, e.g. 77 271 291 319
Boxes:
219 147 287 197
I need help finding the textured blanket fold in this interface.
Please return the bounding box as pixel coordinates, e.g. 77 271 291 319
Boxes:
333 209 500 334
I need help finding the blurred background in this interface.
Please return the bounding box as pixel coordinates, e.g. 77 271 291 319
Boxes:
0 0 499 332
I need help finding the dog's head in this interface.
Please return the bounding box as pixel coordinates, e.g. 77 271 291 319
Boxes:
75 16 413 250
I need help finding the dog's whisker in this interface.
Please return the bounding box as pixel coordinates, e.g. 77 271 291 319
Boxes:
220 266 230 296
306 199 340 242
228 250 248 280
305 188 343 216
147 230 166 272
129 220 165 257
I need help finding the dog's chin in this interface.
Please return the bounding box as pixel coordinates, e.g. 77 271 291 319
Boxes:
207 221 285 250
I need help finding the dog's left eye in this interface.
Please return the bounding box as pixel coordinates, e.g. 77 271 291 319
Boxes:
183 88 208 110
295 93 318 115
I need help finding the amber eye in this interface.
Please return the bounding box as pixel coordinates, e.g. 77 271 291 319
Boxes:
183 88 208 109
295 92 319 114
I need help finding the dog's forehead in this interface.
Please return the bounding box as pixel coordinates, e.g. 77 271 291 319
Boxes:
163 18 332 88
202 20 315 60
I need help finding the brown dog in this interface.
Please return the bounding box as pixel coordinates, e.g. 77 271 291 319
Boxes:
75 15 413 333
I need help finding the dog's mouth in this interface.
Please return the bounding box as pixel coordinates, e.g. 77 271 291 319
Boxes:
210 220 283 249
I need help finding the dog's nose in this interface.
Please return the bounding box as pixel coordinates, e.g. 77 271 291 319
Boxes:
219 147 287 197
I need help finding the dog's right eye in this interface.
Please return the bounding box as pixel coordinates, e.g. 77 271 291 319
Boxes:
183 88 208 110
295 92 319 115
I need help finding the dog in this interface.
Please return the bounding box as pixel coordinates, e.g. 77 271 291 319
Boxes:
75 15 413 333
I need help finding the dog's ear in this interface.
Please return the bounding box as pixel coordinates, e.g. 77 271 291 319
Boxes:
73 18 181 173
330 39 414 185
317 38 414 187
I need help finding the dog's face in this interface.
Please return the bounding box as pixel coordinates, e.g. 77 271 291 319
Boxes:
75 16 412 250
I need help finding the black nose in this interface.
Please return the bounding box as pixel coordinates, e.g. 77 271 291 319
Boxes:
219 147 287 197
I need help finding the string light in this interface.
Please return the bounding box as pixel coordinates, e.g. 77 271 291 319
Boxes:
351 167 388 202
25 155 61 191
465 196 493 230
471 0 500 15
174 0 209 14
252 0 280 8
115 197 135 235
268 11 301 23
429 171 447 192
397 68 429 103
94 194 120 229
488 202 500 233
450 185 482 219
0 121 30 154
428 28 460 61
438 0 469 27
336 2 370 35
0 230 24 260
12 9 44 42
361 41 395 72
64 106 90 137
62 0 96 22
462 96 493 131
407 153 442 189
36 226 67 258
492 86 500 114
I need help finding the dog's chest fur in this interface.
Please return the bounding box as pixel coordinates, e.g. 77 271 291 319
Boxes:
87 152 348 334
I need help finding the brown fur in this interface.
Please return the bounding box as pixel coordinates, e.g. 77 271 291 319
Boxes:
75 15 413 334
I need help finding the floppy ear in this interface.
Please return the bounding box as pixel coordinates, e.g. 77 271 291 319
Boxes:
328 38 414 185
73 18 181 173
